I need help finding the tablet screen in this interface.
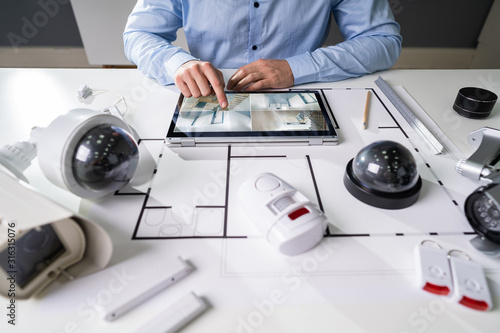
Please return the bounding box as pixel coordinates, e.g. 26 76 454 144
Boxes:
166 91 337 142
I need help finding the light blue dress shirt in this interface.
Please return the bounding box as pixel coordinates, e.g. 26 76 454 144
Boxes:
123 0 402 86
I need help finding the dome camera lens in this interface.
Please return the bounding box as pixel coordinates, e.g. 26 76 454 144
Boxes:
72 124 139 194
352 140 419 193
344 140 422 209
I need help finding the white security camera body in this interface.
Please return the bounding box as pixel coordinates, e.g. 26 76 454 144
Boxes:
37 108 139 199
0 168 113 299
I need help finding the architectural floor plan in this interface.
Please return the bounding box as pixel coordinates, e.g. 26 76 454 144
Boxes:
85 88 479 259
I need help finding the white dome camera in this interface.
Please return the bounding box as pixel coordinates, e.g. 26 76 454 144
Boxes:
37 108 140 199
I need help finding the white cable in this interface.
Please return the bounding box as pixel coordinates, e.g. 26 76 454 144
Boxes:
78 86 129 114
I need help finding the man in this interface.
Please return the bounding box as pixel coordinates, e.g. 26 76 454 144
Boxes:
124 0 401 108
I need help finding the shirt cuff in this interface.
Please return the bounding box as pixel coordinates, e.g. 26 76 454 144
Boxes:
286 53 319 86
164 51 199 81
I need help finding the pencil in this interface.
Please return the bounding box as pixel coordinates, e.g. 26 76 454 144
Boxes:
362 90 371 130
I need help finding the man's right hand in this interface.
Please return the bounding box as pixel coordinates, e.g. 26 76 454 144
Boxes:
174 60 228 108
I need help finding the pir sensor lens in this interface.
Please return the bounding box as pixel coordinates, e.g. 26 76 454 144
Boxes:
343 140 422 209
72 124 139 193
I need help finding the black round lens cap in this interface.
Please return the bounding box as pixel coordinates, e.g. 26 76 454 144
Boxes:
453 87 497 119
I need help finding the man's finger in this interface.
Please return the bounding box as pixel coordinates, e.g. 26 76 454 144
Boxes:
202 64 227 108
187 63 215 97
232 74 260 91
175 61 226 104
184 75 202 98
227 67 251 90
241 80 265 92
176 80 192 98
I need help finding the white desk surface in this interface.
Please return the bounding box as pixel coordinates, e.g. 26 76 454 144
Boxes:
1 68 500 333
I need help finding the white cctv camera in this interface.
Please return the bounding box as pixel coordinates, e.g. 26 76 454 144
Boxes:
36 107 141 199
0 106 157 298
1 106 154 199
456 127 500 255
0 167 113 299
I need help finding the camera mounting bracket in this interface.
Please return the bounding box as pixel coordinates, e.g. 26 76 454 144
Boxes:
456 127 500 183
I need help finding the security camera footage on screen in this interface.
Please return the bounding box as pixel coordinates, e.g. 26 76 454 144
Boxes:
172 92 329 133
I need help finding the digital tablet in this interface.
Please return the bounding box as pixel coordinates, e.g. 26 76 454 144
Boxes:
166 91 338 146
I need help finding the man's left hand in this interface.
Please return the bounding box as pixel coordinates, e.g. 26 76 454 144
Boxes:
227 59 294 91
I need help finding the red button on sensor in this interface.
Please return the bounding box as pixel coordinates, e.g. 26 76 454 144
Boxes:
422 282 450 295
288 207 309 220
459 296 489 311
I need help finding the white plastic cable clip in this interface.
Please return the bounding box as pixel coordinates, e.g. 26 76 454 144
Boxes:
0 128 42 182
448 250 492 311
77 84 93 100
414 240 453 296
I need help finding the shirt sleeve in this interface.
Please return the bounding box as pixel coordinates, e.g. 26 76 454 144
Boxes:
123 0 197 86
286 0 402 85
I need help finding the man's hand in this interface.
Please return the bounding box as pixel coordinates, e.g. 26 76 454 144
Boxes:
227 59 294 92
175 60 228 108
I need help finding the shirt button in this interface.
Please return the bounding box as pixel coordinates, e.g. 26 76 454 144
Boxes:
254 2 259 8
252 45 258 50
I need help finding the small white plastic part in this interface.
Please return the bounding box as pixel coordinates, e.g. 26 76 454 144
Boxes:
133 292 207 333
414 241 453 296
0 128 43 182
448 251 492 311
77 84 93 100
100 257 193 321
238 172 328 256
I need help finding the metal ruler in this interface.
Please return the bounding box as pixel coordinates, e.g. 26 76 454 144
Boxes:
375 76 444 155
